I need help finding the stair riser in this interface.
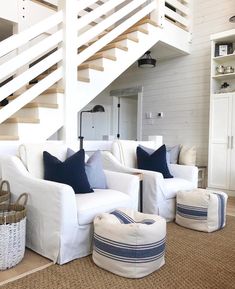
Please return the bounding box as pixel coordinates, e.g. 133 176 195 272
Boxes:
0 124 18 135
12 108 39 118
32 93 62 104
77 69 90 78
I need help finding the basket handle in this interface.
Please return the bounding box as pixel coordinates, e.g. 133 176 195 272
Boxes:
0 180 10 192
15 193 28 206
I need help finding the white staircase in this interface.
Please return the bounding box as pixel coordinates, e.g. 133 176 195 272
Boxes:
0 0 191 142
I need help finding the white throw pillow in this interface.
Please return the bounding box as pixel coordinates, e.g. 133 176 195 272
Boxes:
179 145 196 166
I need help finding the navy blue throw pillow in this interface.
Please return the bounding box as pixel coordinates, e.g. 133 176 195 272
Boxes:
136 145 173 178
43 149 93 193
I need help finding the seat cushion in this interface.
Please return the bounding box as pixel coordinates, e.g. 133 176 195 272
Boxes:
75 189 132 225
163 178 195 199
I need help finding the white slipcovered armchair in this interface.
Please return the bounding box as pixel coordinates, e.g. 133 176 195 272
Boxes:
101 140 198 221
0 142 139 264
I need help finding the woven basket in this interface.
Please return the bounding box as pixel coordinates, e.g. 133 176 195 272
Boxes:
0 180 11 204
0 193 28 270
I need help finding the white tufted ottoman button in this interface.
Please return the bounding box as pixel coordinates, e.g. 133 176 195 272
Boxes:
92 208 166 278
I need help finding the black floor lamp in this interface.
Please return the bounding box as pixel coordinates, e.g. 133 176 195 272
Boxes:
79 105 105 150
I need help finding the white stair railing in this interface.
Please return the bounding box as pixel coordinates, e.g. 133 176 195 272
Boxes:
164 0 190 31
0 0 158 127
76 0 157 66
0 11 63 124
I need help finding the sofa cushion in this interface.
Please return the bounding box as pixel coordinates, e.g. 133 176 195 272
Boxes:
43 149 93 193
179 146 196 166
19 142 67 179
166 145 180 164
163 178 195 199
112 140 156 168
75 189 132 225
137 145 173 178
67 149 107 189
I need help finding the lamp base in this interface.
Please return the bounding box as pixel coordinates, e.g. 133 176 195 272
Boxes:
78 136 84 150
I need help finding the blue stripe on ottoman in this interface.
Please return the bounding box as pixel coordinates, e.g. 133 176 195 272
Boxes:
177 203 208 220
94 232 165 264
214 193 225 229
111 210 155 225
110 210 135 224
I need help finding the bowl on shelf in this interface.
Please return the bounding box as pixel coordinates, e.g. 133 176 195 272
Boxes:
225 66 234 74
216 65 225 74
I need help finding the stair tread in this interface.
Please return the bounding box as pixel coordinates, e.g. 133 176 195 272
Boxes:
111 34 139 44
24 103 59 109
87 52 117 62
4 117 40 124
99 43 128 53
135 18 159 28
13 87 64 97
124 26 149 35
0 135 19 140
78 63 104 71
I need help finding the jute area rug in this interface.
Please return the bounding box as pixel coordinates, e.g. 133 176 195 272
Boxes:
2 216 235 289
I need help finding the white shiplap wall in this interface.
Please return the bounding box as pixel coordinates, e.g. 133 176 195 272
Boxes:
97 0 235 166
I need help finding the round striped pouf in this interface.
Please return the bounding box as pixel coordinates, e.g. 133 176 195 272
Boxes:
92 208 166 278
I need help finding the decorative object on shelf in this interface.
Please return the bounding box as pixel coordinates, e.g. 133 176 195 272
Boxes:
225 66 234 74
138 51 156 68
79 104 105 150
216 65 225 74
220 82 232 93
215 42 233 57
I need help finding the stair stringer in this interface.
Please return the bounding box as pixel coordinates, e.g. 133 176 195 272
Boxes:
74 24 163 112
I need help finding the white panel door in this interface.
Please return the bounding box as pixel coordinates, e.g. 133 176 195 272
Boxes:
229 95 235 190
208 95 232 189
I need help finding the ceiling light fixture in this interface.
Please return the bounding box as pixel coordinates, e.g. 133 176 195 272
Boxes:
138 51 156 68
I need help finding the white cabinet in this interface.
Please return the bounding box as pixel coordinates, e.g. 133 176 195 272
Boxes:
208 93 233 189
208 29 235 195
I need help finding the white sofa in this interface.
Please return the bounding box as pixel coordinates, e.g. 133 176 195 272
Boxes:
0 142 139 264
101 140 198 221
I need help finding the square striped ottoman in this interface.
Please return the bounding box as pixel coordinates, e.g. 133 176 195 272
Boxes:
176 189 228 232
92 208 166 278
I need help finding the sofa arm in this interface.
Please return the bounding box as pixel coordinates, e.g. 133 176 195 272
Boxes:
0 155 77 263
104 170 139 209
169 164 198 188
102 151 166 214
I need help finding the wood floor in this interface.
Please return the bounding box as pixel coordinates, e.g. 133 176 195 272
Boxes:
0 197 234 284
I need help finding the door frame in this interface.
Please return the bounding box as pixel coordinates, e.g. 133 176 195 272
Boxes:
110 86 143 140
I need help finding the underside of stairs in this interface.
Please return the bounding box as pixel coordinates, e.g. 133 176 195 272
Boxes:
0 0 191 142
0 18 160 141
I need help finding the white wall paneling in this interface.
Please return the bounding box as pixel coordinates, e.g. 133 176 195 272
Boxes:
98 0 235 166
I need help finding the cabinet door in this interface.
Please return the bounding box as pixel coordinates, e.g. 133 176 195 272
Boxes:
229 96 235 190
208 95 232 189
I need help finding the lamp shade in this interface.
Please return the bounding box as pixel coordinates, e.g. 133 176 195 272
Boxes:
229 16 235 23
138 51 156 68
91 105 105 113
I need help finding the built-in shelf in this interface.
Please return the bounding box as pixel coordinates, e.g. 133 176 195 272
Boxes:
212 92 235 96
212 72 235 80
213 53 235 62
